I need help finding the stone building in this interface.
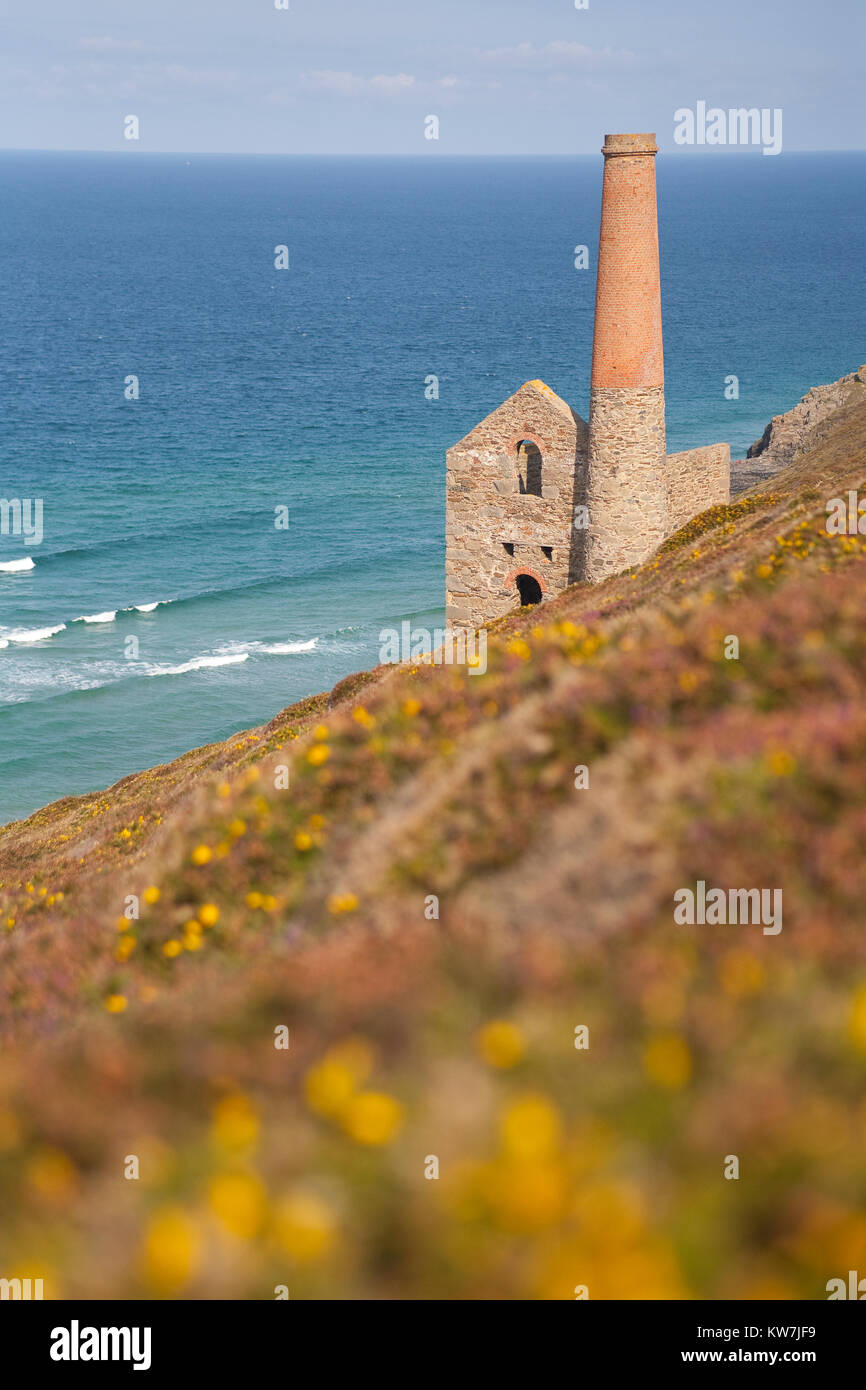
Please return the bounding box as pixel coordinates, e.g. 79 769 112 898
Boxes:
446 133 730 629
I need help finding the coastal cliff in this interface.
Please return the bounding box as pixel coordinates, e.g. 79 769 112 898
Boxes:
734 366 866 491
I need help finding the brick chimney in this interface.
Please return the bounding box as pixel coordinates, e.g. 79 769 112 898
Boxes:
586 133 667 582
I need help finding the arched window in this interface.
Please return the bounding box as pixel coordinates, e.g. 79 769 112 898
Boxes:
516 573 543 606
516 440 542 496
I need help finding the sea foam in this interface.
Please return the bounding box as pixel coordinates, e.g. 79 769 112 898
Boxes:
2 624 67 644
256 638 319 654
145 652 250 678
216 638 319 657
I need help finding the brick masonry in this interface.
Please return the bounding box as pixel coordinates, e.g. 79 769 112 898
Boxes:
590 134 665 391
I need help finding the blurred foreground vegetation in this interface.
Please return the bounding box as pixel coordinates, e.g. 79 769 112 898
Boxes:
2 402 866 1298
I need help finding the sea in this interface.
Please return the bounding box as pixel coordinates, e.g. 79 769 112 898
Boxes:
1 151 864 825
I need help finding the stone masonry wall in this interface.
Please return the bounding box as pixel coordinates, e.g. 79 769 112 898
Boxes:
446 382 587 629
585 383 667 582
665 444 731 534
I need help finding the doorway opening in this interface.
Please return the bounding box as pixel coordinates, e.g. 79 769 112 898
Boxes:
515 573 543 606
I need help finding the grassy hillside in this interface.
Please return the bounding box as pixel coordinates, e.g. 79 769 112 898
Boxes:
2 398 866 1299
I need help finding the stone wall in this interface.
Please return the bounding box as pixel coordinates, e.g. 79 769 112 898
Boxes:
585 383 667 581
665 443 730 533
446 380 587 629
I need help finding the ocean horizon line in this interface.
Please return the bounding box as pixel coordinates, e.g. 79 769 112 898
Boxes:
1 146 865 159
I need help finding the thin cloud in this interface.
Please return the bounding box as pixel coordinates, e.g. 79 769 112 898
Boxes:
301 70 416 96
157 65 244 91
371 73 415 93
77 37 145 53
479 40 635 70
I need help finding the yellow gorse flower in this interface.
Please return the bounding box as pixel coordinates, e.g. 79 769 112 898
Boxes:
478 1020 526 1069
643 1033 692 1089
500 1094 562 1161
274 1190 337 1263
208 1171 266 1240
849 984 866 1053
327 892 358 915
141 1206 200 1293
342 1091 404 1146
211 1093 259 1154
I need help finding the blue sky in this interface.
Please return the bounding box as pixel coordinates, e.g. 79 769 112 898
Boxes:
0 0 861 154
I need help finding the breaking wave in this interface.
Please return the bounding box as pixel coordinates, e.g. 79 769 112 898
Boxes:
248 638 319 655
1 624 67 644
144 652 250 678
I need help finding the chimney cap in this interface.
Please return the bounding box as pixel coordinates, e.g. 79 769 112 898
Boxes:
601 133 658 157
